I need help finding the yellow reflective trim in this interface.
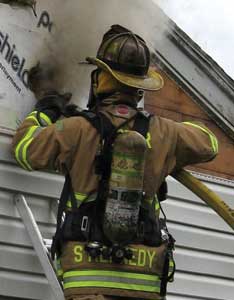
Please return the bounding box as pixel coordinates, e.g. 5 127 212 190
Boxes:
29 111 37 115
168 259 175 282
63 270 161 292
15 149 28 170
63 270 160 281
212 135 219 153
66 192 97 208
66 201 72 208
27 111 37 117
144 196 160 212
66 192 87 208
25 115 40 126
27 111 52 126
118 129 130 134
21 126 39 170
40 112 52 125
64 281 160 292
146 132 152 149
74 192 87 201
169 260 174 267
15 126 38 170
155 201 160 211
74 192 87 208
22 138 34 170
183 122 218 154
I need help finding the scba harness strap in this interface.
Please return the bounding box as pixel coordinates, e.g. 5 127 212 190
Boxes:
51 109 147 259
74 110 155 245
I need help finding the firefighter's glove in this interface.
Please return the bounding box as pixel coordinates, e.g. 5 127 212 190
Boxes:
35 91 72 123
62 103 80 117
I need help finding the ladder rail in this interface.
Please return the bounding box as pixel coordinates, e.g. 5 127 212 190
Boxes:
14 194 64 300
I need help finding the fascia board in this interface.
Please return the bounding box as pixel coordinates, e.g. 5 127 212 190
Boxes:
152 19 234 140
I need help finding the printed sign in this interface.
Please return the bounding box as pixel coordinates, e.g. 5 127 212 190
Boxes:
0 2 54 131
0 0 163 132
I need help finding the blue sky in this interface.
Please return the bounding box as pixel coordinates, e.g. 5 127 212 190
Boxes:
154 0 234 79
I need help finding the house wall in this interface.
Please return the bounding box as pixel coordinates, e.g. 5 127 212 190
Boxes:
145 70 234 180
0 133 59 300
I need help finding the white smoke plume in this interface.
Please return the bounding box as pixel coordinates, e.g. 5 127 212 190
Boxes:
33 0 172 108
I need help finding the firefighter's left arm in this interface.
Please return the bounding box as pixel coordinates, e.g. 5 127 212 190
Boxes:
174 121 219 169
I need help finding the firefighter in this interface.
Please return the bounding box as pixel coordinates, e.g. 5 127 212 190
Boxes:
12 25 218 300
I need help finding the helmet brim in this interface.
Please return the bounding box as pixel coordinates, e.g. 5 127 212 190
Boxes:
86 57 164 91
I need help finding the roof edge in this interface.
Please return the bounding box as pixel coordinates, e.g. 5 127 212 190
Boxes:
151 8 234 140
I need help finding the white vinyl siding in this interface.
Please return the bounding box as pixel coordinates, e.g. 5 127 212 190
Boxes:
166 175 234 300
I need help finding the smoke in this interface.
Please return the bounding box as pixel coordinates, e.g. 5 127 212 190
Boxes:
35 0 171 108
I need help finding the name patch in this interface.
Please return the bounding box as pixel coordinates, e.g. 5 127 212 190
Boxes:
73 244 157 269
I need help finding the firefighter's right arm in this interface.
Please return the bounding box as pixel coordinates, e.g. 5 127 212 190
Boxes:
12 92 79 173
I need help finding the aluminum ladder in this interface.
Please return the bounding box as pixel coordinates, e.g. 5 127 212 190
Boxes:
14 194 64 300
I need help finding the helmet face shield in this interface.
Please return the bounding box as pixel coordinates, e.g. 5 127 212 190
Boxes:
86 25 164 91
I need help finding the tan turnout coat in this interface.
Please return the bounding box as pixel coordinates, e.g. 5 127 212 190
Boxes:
12 94 218 300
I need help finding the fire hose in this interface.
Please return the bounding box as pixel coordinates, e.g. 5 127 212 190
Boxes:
173 169 234 231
